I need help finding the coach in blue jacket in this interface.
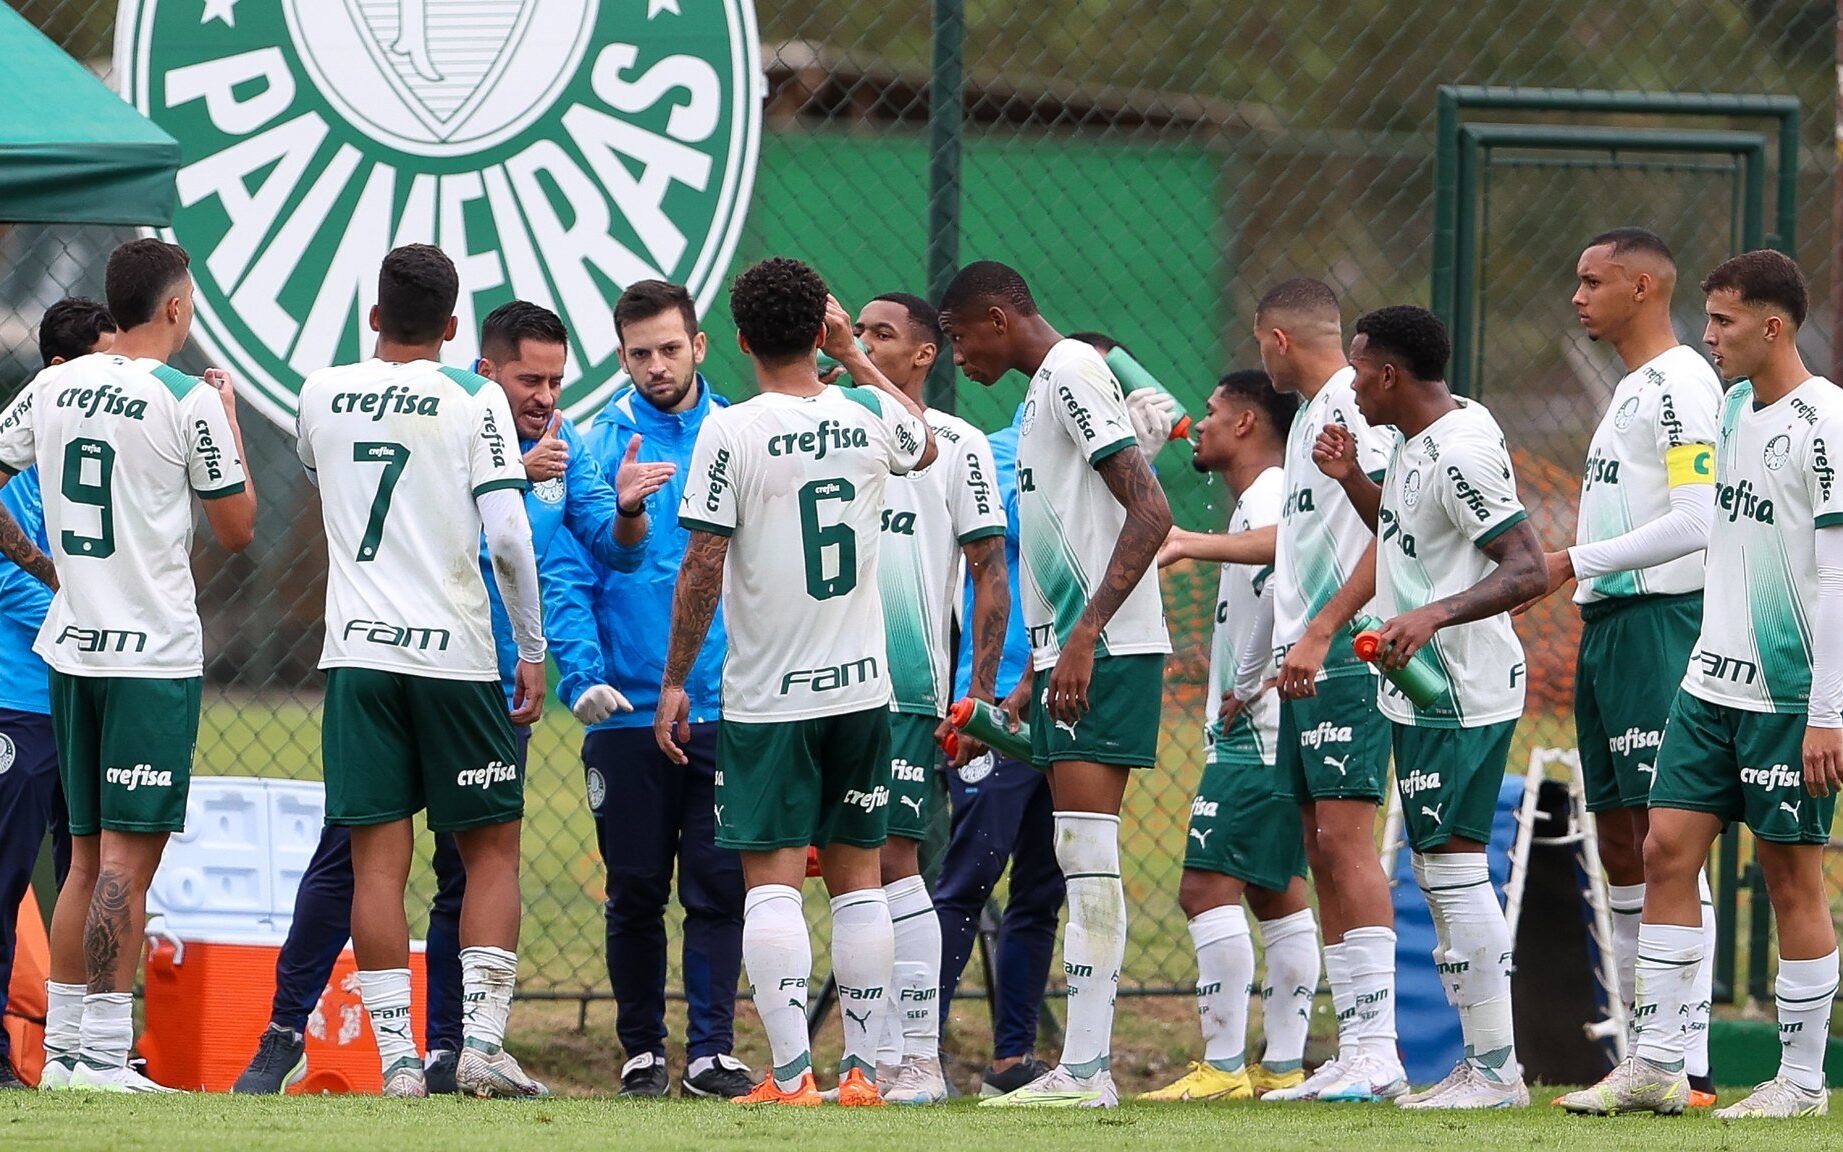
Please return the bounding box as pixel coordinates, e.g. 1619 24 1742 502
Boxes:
545 280 747 1099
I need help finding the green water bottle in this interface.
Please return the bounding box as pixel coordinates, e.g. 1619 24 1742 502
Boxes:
945 697 1034 763
1348 613 1446 710
816 338 870 378
1103 346 1192 439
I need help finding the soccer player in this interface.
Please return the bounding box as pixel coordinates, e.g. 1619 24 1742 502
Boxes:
0 240 256 1091
1560 251 1843 1120
1526 228 1722 1102
295 245 546 1099
1143 370 1322 1102
658 257 935 1106
939 261 1172 1109
548 279 754 1100
1315 305 1548 1109
844 292 1009 1103
0 299 114 1090
1247 279 1404 1102
234 300 635 1095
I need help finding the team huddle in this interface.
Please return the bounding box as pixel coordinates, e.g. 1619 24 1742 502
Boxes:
0 226 1835 1117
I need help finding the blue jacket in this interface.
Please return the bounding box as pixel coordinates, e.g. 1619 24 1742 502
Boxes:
0 468 51 715
480 416 638 702
955 404 1032 701
547 377 730 727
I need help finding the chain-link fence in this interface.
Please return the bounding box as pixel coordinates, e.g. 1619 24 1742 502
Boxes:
4 0 1840 1022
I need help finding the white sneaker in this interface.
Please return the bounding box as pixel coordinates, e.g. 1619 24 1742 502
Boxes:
880 1056 948 1105
38 1057 76 1092
1713 1077 1830 1119
1402 1064 1527 1110
457 1045 549 1099
978 1064 1118 1109
1314 1054 1408 1102
1262 1058 1349 1101
382 1061 427 1098
1397 1060 1468 1106
1554 1055 1688 1116
67 1063 182 1093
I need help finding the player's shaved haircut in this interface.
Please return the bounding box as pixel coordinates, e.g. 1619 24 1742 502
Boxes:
1215 368 1297 439
939 261 1039 317
1587 226 1676 269
1254 278 1342 342
1701 249 1809 328
871 291 944 347
377 244 459 344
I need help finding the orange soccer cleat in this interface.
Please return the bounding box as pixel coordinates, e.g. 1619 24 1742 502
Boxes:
1689 1087 1719 1108
835 1067 887 1107
734 1070 824 1105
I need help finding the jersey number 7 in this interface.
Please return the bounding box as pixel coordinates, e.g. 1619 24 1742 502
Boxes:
352 441 412 563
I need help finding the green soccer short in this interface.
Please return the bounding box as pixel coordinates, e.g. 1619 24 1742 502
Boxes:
1278 671 1392 804
1184 754 1308 892
1029 653 1166 768
1574 592 1702 813
1392 719 1517 851
322 667 523 833
1648 690 1832 844
886 711 940 841
716 706 892 851
51 671 201 836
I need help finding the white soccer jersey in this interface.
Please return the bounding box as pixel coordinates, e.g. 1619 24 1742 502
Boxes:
1016 339 1171 671
296 359 527 681
1272 366 1391 677
880 409 1007 718
1575 344 1722 603
1207 466 1283 764
1375 399 1529 728
1682 377 1843 713
0 355 246 677
679 385 927 722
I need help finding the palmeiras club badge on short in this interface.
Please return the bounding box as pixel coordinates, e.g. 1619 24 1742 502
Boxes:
116 0 761 429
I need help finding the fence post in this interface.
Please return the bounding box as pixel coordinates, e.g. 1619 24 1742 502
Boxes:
924 0 965 414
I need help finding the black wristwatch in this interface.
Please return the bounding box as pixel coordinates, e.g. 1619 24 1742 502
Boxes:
618 500 646 519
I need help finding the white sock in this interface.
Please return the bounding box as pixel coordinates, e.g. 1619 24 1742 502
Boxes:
1256 909 1319 1072
1631 922 1702 1071
1607 881 1645 1015
356 968 419 1077
79 992 132 1072
1420 854 1516 1082
1322 942 1357 1063
1686 871 1716 1080
885 874 942 1061
1188 905 1252 1072
1055 812 1125 1077
44 981 85 1065
459 945 518 1054
1344 925 1401 1070
830 888 894 1080
1414 854 1463 1013
1773 951 1838 1092
743 884 812 1090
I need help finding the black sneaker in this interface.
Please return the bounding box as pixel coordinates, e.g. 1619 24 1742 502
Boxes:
618 1052 670 1097
979 1056 1052 1097
682 1054 754 1099
425 1049 459 1095
0 1057 26 1090
232 1024 307 1094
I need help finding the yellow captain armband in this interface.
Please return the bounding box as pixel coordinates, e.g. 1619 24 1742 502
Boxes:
1666 443 1714 488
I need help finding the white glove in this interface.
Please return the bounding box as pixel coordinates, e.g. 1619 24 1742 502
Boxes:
1126 388 1179 451
571 684 634 725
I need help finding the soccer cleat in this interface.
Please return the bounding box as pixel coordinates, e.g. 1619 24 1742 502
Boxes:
0 1059 27 1091
67 1063 182 1093
618 1052 670 1097
1712 1077 1830 1119
1261 1058 1348 1101
734 1070 824 1105
424 1049 459 1096
1689 1088 1719 1108
382 1062 428 1098
835 1067 887 1107
1249 1064 1304 1097
879 1056 947 1105
1401 1061 1470 1106
683 1054 755 1099
1140 1061 1252 1101
232 1024 307 1094
1401 1065 1528 1110
37 1057 76 1091
456 1045 549 1099
1554 1056 1688 1116
1314 1054 1408 1102
978 1064 1119 1109
979 1057 1052 1097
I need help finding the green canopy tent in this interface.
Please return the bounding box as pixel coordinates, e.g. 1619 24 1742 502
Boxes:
0 5 178 226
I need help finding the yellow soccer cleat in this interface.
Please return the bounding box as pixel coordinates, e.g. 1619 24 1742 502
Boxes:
1141 1061 1252 1102
1250 1064 1305 1097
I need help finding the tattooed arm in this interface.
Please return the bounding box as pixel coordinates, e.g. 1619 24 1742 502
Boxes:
1373 520 1546 670
656 529 729 764
1043 447 1172 723
0 505 54 589
963 535 1010 701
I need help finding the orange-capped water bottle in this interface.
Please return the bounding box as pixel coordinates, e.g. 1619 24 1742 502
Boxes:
945 697 1033 763
1349 613 1446 710
1103 346 1192 440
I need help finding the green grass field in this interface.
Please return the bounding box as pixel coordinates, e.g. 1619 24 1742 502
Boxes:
8 1092 1842 1152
